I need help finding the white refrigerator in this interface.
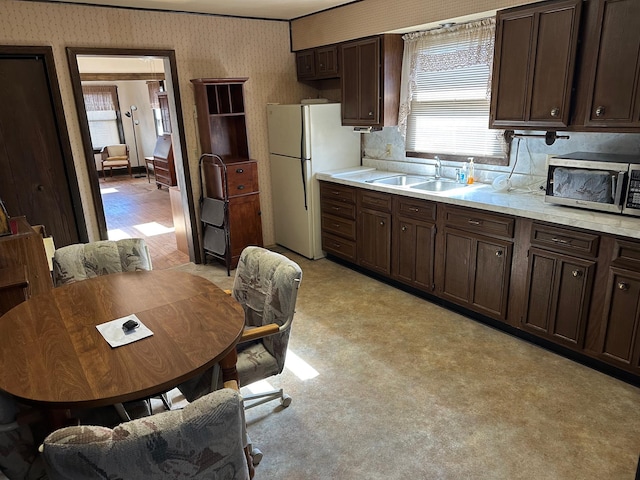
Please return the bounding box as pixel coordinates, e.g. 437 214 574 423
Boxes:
267 103 361 259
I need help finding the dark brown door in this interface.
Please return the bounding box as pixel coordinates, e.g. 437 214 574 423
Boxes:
472 237 512 320
524 249 594 347
585 0 640 127
490 0 581 128
392 217 436 292
0 48 84 247
341 37 380 125
357 208 391 276
597 267 640 371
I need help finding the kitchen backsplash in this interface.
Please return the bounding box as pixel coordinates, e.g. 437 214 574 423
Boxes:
362 127 640 192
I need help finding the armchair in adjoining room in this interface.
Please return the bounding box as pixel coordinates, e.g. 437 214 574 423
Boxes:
40 387 253 480
178 246 302 464
100 144 131 179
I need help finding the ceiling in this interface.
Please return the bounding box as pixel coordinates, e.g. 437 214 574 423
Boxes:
43 0 361 20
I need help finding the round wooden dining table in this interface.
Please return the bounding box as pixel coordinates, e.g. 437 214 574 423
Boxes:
0 270 245 411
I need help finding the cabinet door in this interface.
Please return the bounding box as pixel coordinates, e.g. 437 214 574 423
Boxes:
585 0 640 127
357 208 391 276
228 193 263 263
471 237 512 320
341 38 380 125
296 50 315 79
158 92 172 133
524 249 595 347
392 217 436 292
490 0 581 128
440 228 512 320
316 46 338 78
597 267 640 371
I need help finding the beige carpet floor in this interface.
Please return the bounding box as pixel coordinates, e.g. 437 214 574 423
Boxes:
173 248 640 480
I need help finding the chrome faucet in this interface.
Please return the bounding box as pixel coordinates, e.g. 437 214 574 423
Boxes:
434 156 441 179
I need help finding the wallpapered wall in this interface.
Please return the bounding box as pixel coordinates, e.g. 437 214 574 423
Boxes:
290 0 534 50
0 0 316 246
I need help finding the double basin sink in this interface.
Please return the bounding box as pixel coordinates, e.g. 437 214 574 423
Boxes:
365 174 467 193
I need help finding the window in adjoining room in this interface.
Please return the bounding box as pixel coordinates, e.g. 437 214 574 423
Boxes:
399 18 509 165
82 85 124 150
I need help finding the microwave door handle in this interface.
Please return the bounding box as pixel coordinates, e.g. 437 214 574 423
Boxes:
613 172 625 205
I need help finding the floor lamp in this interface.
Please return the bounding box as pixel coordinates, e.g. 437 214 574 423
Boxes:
124 105 144 178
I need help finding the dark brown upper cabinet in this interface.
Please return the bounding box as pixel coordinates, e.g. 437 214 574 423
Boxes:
582 0 640 128
340 34 403 127
490 0 582 130
296 45 339 81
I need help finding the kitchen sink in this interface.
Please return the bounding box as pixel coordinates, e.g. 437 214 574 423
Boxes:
367 175 429 186
411 180 467 193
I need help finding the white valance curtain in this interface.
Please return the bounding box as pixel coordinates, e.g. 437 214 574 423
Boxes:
82 85 118 112
398 18 496 139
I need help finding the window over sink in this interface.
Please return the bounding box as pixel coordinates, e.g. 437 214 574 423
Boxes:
399 18 509 165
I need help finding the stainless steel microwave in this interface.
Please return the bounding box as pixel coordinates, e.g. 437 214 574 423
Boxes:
545 152 640 216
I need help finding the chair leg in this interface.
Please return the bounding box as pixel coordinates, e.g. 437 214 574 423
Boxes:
114 403 131 422
242 388 291 410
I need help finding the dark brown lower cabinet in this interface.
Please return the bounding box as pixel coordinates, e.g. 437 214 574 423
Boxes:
597 267 640 372
392 197 436 292
440 227 513 321
227 194 263 266
523 248 595 348
357 208 391 276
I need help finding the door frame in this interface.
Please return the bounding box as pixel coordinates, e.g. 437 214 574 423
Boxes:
66 47 201 262
0 45 88 243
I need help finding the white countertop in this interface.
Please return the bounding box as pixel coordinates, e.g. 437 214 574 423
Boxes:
316 167 640 240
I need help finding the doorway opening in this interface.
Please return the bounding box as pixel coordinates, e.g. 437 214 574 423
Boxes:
67 48 201 267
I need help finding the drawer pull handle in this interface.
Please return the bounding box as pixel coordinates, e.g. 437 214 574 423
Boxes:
618 282 629 291
572 270 582 278
409 207 419 212
236 168 244 173
495 250 503 257
237 185 245 190
333 224 341 228
332 206 341 211
468 219 481 225
401 226 407 232
551 237 570 244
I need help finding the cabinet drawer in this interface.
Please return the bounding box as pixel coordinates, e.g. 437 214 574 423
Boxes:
612 238 640 271
359 190 392 212
394 196 436 221
320 182 356 204
443 205 514 238
322 233 356 262
321 214 356 240
322 199 356 220
226 162 259 195
531 223 599 258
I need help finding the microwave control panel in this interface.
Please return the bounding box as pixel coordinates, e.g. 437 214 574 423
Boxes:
626 166 640 210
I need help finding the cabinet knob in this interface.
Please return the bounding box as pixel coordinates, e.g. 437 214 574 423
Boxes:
495 250 503 257
236 168 244 173
595 106 605 117
618 282 629 291
333 223 341 228
379 221 385 226
37 185 44 191
237 185 245 190
550 107 560 117
319 63 324 68
368 111 374 117
572 270 583 278
401 226 407 232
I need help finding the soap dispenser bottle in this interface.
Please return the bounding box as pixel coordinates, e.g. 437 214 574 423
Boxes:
467 157 475 185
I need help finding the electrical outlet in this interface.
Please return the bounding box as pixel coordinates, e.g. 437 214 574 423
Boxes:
385 144 392 156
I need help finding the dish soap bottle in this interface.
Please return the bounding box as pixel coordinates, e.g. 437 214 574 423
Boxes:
459 163 467 184
467 157 475 185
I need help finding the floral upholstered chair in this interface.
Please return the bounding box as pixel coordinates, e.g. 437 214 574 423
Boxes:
51 238 152 287
0 391 46 480
179 246 302 464
40 388 251 480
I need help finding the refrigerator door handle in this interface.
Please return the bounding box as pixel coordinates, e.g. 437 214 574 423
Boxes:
300 105 308 210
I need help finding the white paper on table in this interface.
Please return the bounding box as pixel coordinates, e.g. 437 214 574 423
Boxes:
96 314 153 348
